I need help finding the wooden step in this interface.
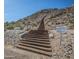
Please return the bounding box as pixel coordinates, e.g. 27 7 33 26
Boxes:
23 34 49 38
18 43 52 52
29 32 48 35
20 40 50 45
24 36 49 39
29 31 48 34
19 42 51 48
29 33 48 35
20 40 50 44
23 36 49 39
25 34 49 37
27 35 49 38
16 45 52 57
20 39 50 42
29 30 48 33
21 33 49 38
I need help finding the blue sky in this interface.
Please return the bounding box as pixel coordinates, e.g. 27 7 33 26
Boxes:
5 0 74 22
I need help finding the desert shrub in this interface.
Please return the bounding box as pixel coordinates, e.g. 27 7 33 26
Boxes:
6 24 14 30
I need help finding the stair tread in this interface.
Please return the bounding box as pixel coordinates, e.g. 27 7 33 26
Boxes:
23 38 49 39
18 43 52 51
24 35 49 37
24 37 49 38
16 45 52 57
21 42 50 47
19 42 51 48
20 39 50 42
23 37 49 39
29 30 48 33
20 40 50 44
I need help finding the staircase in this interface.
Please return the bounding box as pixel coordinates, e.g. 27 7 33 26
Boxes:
16 16 52 57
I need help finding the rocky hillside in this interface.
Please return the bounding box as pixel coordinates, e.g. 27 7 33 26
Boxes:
5 6 74 31
4 6 74 59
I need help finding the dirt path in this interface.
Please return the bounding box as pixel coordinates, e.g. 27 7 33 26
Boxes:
4 46 51 59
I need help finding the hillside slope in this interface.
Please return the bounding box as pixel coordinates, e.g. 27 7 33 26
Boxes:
5 6 74 31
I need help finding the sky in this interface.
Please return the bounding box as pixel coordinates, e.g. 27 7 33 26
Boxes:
5 0 74 22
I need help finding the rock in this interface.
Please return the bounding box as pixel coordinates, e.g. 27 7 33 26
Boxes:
4 30 25 46
64 44 73 58
14 27 21 30
49 33 54 38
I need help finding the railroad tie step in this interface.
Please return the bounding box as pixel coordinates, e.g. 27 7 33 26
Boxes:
25 35 49 38
20 40 50 44
16 45 52 57
19 42 51 48
23 37 49 39
18 43 52 52
20 39 50 42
